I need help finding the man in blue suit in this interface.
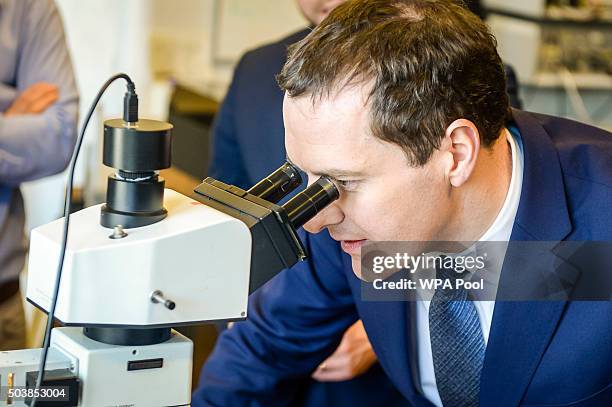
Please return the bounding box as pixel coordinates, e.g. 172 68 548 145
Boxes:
200 1 408 405
195 0 611 406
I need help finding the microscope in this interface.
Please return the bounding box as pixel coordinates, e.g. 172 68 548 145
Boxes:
0 76 338 406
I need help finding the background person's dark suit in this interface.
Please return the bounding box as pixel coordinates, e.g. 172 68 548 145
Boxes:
206 30 308 189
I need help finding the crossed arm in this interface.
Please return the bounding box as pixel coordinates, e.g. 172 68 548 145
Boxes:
0 0 78 185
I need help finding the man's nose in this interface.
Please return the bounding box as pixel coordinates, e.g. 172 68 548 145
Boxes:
302 202 343 234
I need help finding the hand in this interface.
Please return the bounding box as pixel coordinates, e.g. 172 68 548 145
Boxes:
4 82 58 116
312 320 377 382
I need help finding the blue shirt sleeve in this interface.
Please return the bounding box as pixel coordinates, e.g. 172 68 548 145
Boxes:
0 0 78 185
193 230 358 406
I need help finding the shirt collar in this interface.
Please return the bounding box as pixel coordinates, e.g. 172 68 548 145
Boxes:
478 127 524 242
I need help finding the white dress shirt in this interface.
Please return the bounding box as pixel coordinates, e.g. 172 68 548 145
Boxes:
416 128 524 406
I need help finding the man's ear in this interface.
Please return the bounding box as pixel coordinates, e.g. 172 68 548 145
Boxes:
443 119 480 187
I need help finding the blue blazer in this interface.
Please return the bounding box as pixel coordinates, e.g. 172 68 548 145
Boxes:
201 29 408 406
206 30 310 190
194 108 612 406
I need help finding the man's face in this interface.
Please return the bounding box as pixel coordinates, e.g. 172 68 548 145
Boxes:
296 0 347 26
284 85 455 276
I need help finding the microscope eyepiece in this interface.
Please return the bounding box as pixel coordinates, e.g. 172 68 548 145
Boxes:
282 176 339 229
248 162 339 229
248 162 303 203
193 166 339 293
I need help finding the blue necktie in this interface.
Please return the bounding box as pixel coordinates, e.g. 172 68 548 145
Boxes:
429 260 485 407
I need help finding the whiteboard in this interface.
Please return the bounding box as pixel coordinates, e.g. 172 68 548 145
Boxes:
213 0 308 63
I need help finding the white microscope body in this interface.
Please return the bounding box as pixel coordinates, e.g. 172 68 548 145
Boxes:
27 189 252 327
1 189 251 407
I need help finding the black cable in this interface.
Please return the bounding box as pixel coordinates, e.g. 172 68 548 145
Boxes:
123 80 139 123
31 73 136 407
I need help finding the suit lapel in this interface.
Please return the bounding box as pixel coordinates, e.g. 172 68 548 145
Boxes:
354 110 575 406
480 110 573 406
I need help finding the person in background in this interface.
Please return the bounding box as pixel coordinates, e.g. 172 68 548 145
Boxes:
198 1 410 406
0 0 78 350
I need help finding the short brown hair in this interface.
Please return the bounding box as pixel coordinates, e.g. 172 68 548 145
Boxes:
278 0 509 166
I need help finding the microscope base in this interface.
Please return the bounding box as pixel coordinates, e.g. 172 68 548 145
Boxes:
52 327 192 406
0 327 193 406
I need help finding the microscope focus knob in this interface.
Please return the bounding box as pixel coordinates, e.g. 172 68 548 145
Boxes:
150 290 176 310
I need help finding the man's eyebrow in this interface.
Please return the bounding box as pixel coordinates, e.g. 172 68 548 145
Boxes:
285 155 365 179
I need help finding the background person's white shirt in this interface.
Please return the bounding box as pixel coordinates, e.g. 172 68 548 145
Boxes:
416 128 524 406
